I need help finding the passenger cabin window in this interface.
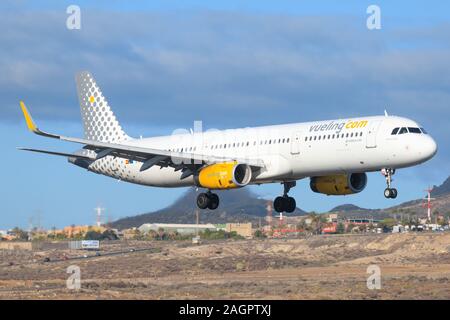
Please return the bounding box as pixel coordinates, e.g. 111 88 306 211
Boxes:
391 128 399 135
398 127 408 135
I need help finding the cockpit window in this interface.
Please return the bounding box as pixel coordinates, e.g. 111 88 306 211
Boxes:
392 126 425 135
408 127 421 134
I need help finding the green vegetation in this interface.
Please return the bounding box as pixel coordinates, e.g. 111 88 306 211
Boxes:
199 229 244 240
378 218 397 232
139 229 190 241
134 228 243 241
345 223 356 233
84 230 119 241
336 222 345 234
10 227 29 241
309 213 328 234
254 229 266 238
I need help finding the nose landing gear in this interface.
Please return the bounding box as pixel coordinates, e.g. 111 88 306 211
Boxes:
197 191 220 210
382 168 397 199
273 181 297 213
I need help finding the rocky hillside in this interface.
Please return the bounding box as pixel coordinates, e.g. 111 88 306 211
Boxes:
430 176 450 197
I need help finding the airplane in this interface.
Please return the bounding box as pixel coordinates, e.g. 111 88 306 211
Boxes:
18 71 437 213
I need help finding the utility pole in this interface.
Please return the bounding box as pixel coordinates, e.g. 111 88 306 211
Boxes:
28 216 34 233
34 210 42 232
423 188 435 223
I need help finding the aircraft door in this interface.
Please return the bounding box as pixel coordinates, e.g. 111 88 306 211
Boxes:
290 131 302 155
366 120 382 148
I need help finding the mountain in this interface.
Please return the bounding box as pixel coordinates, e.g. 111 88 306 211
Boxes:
431 177 450 198
111 188 307 229
329 204 369 212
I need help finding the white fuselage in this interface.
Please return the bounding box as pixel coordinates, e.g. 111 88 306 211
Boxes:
78 115 437 188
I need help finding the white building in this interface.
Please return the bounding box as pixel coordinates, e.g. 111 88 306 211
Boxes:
392 225 405 233
138 223 218 235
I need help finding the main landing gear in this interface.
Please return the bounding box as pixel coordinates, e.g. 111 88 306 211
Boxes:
382 168 398 199
197 191 220 210
273 181 297 213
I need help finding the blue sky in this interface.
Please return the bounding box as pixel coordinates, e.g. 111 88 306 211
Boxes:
1 1 449 229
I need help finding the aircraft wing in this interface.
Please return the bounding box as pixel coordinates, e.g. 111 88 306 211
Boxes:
19 101 265 178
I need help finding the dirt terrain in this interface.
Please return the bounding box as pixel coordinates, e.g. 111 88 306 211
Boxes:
0 233 449 299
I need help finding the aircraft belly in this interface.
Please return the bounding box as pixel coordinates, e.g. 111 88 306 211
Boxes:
90 157 194 188
136 165 194 187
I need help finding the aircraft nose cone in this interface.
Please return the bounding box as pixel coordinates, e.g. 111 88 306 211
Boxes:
422 136 437 160
428 137 438 157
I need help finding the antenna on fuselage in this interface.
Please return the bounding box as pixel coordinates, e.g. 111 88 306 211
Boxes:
384 109 389 117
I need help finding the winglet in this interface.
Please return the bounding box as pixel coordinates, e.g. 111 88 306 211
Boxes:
19 101 59 138
20 101 38 133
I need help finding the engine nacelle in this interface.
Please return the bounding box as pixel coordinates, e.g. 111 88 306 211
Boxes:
196 162 252 189
310 173 367 195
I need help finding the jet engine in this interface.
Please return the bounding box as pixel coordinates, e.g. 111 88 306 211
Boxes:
196 162 252 189
310 173 367 195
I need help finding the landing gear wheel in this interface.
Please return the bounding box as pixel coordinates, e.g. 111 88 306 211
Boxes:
196 193 209 209
285 197 296 213
274 196 285 213
274 181 298 213
384 188 392 199
207 193 219 210
382 168 397 199
274 196 296 213
390 188 398 199
384 188 398 199
197 192 220 210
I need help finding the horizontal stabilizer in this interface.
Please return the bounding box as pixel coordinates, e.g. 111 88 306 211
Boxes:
17 147 95 160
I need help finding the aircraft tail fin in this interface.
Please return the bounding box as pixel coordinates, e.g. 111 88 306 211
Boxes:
75 71 131 143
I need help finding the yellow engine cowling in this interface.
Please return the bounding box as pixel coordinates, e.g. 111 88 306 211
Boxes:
310 173 367 195
196 162 252 189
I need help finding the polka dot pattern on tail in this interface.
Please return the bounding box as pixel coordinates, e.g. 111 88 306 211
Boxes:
75 71 130 143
